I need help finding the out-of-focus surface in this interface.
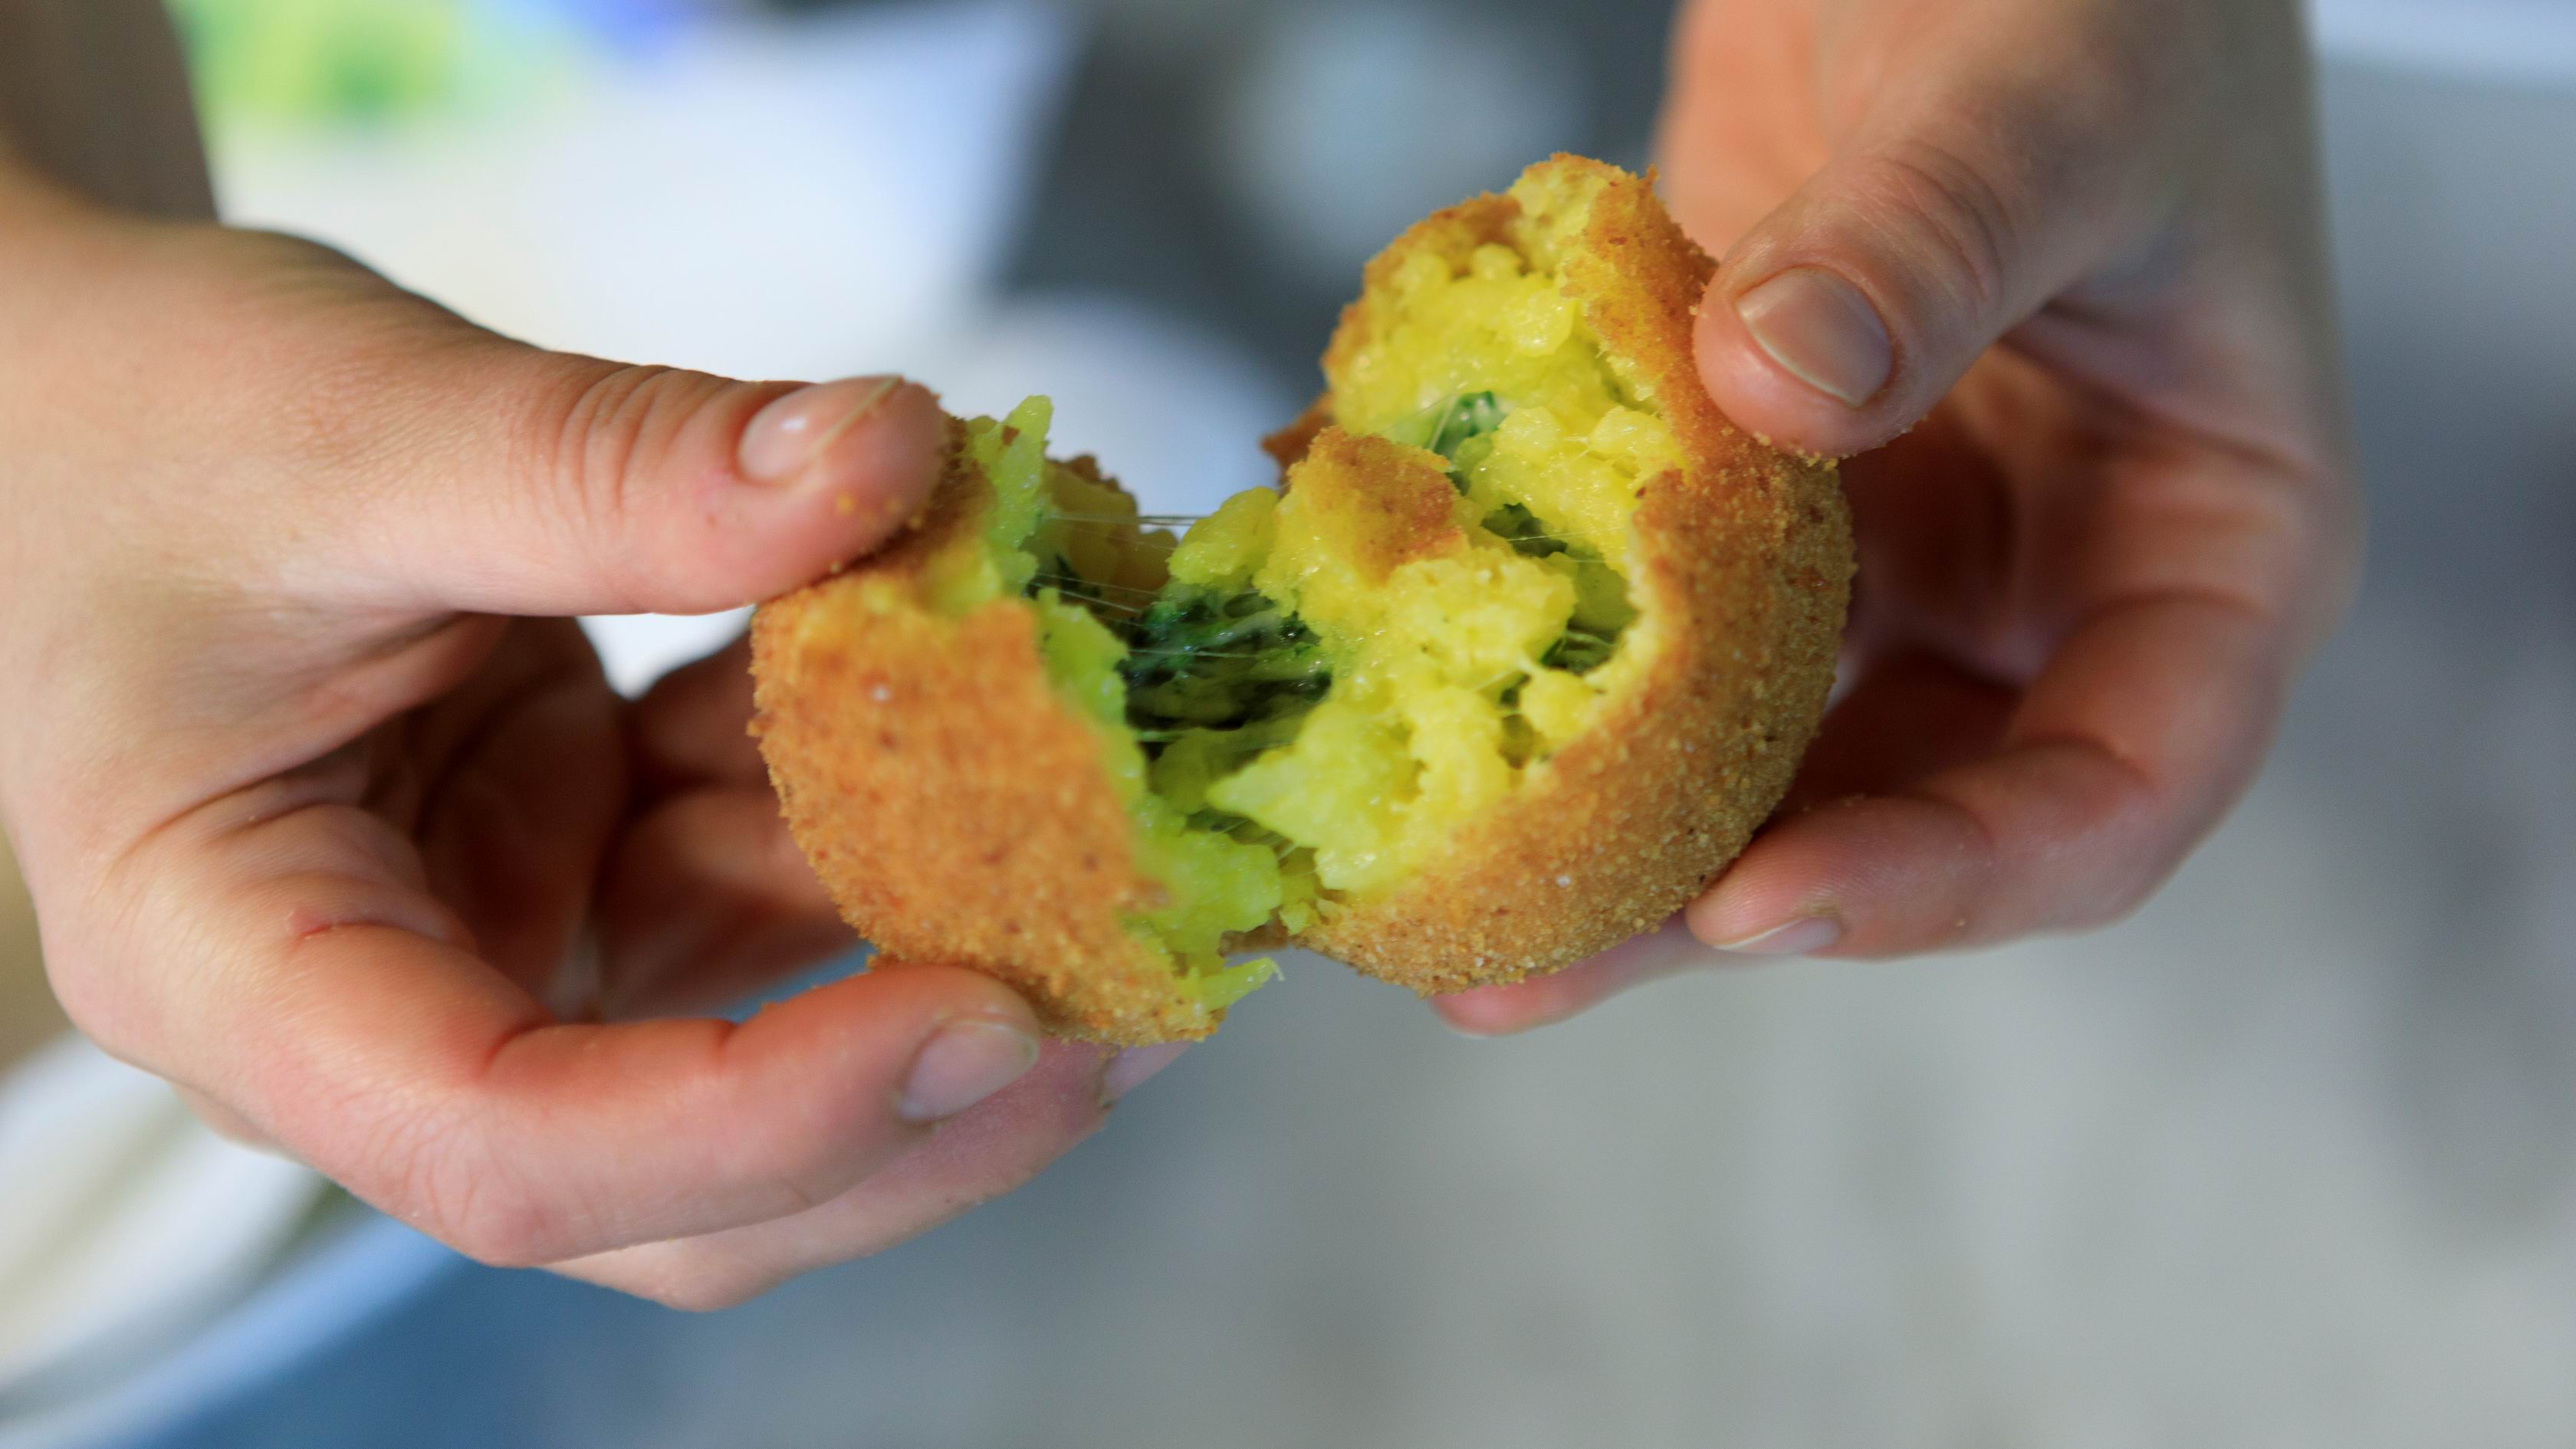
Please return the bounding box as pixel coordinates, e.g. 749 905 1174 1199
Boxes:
3 1 2574 1445
2314 0 2576 82
0 1043 319 1418
4 821 325 1439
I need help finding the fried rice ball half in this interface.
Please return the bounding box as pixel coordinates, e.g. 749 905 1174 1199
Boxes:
751 155 1853 1046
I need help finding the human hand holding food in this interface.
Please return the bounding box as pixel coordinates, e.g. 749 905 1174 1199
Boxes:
1438 0 2364 1032
2 0 2361 1311
0 134 1166 1307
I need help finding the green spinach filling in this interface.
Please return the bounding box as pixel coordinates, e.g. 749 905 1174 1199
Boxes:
1405 393 1633 676
1117 588 1332 737
1020 390 1634 774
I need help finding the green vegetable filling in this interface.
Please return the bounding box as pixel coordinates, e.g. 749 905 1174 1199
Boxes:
1118 588 1332 735
1396 392 1635 675
960 387 1643 1019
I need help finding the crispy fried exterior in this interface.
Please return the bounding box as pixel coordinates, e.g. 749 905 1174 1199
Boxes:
748 426 1216 1045
1290 154 1855 994
1260 401 1332 476
1293 428 1467 579
752 155 1851 1037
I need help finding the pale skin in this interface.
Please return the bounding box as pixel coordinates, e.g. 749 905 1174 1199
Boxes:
1441 0 2360 1030
0 0 2358 1303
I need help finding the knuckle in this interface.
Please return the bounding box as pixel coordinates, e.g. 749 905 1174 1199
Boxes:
34 920 161 1070
436 1184 565 1269
363 1105 576 1268
175 1087 281 1151
692 1026 914 1214
2061 751 2177 933
39 955 128 1058
511 363 731 612
221 242 476 480
272 344 409 479
1857 140 2023 322
734 1102 869 1217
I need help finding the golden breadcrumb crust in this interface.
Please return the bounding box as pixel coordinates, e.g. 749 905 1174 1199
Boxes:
751 155 1852 1040
749 425 1218 1044
1293 427 1468 578
1293 154 1852 994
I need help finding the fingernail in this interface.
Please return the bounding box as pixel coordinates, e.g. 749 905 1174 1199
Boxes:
898 1017 1040 1123
1714 915 1842 958
1436 986 1546 1039
738 375 902 485
1099 1043 1190 1106
1734 268 1891 406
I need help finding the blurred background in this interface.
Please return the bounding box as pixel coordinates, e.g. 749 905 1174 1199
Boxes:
3 0 2574 1443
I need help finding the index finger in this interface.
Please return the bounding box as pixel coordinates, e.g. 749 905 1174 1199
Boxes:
1434 590 2277 1035
64 796 1043 1267
1435 443 2344 1031
1690 583 2287 957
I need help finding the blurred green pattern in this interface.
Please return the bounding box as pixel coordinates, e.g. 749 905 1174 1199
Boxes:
172 0 577 127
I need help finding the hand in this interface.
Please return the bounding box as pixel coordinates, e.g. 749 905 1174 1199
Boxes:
1441 0 2362 1032
0 159 1176 1307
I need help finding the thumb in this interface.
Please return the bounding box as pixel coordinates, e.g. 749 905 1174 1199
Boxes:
1688 3 2181 457
323 340 948 618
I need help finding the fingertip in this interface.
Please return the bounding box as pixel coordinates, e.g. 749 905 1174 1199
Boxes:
1695 269 1903 461
1686 794 1976 958
1684 838 1843 955
804 378 947 557
896 1017 1041 1125
649 962 1046 1214
1434 920 1723 1037
1098 1041 1190 1105
1732 265 1894 409
1683 884 1760 951
722 960 1047 1137
855 956 1045 1038
1688 907 1843 959
562 1036 1118 1305
916 1038 1111 1157
731 374 945 560
1431 987 1547 1039
415 363 955 619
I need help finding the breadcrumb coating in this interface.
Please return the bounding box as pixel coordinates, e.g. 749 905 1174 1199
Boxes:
751 156 1853 1041
751 432 1220 1043
1291 156 1852 993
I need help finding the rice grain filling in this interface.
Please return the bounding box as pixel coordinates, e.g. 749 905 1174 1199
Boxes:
751 156 1854 1044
